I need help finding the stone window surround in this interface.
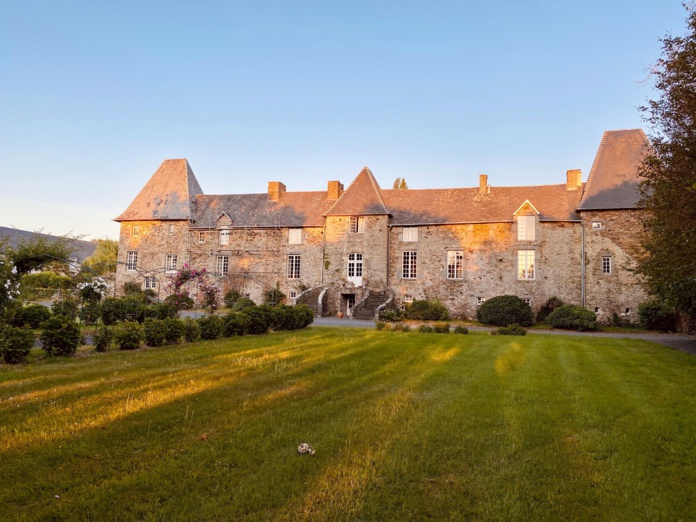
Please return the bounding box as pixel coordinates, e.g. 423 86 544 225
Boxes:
219 229 231 246
349 216 365 234
126 251 138 271
216 255 229 276
517 249 535 280
144 276 157 289
402 251 417 279
446 250 464 280
402 227 418 242
289 228 302 245
347 253 363 277
165 254 177 271
287 254 301 279
517 215 536 241
602 255 612 274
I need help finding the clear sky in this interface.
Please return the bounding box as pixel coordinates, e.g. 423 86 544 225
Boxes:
0 1 689 240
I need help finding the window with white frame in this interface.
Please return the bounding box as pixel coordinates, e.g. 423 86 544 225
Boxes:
219 229 230 245
517 250 535 280
347 253 363 277
446 250 464 279
404 294 413 303
288 228 302 244
476 297 486 306
132 225 140 237
592 221 602 230
289 291 297 299
521 297 532 306
198 231 205 243
402 251 417 279
169 224 175 235
403 227 418 242
287 255 301 279
349 216 365 233
165 254 177 271
602 256 612 274
126 251 138 271
216 255 229 276
144 276 157 289
517 215 536 241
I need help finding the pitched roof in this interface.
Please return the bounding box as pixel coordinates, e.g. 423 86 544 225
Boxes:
325 167 390 216
382 184 583 225
115 159 203 221
0 227 97 263
191 192 333 229
578 129 649 210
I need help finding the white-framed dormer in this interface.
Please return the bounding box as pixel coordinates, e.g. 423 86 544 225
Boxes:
513 200 540 241
217 212 233 246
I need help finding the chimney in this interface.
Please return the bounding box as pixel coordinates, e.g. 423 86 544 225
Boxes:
566 169 582 190
479 174 489 194
268 181 286 201
327 180 344 200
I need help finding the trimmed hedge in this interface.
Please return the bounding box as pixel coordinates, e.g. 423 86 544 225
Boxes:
113 322 144 350
163 318 184 345
182 318 200 343
547 305 600 331
407 300 449 321
40 316 82 356
222 312 250 336
494 324 527 336
14 304 51 329
143 318 167 347
198 315 223 340
477 295 533 327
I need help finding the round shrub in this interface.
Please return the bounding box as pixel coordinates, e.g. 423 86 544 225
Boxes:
240 307 272 335
16 304 51 329
453 325 469 334
547 305 600 331
198 315 223 340
222 312 250 336
182 318 201 343
477 295 533 327
223 290 241 309
40 316 82 356
93 326 112 352
100 297 126 325
375 321 388 331
143 318 167 347
293 304 314 328
51 298 79 320
433 323 451 333
0 326 35 364
407 300 449 321
113 322 144 350
638 301 677 332
150 303 178 320
379 308 406 322
232 297 256 312
78 305 100 325
163 318 184 345
417 324 435 333
164 292 195 311
536 296 565 324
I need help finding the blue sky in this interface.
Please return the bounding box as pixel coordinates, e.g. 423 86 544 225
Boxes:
0 1 689 240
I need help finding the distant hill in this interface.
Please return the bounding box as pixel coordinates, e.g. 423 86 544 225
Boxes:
0 227 97 264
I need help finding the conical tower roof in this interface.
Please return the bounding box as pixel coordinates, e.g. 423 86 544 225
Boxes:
115 159 203 221
325 166 390 216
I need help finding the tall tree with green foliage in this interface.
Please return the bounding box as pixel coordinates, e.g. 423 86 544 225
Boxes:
84 239 118 275
639 4 696 328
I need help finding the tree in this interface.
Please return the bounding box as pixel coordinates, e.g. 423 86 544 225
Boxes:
638 5 696 329
83 239 118 275
392 177 408 189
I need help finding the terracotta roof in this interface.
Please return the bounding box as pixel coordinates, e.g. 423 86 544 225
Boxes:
382 184 583 225
191 192 333 229
325 167 390 216
578 129 649 210
115 159 203 221
0 227 97 263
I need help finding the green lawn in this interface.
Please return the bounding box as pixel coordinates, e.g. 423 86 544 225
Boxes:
1 328 695 521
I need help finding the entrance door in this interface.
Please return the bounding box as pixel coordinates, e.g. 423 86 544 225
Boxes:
347 253 363 286
345 295 356 317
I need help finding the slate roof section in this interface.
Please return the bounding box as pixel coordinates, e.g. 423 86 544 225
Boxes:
0 227 97 263
191 192 333 229
578 129 650 210
382 184 584 225
325 167 390 216
115 159 203 221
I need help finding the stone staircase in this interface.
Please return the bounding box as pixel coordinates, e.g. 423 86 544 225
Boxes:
352 290 391 320
297 286 327 317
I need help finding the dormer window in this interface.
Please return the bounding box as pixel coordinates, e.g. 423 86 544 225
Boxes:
219 229 230 246
349 217 365 233
289 228 302 244
403 227 418 242
517 215 536 241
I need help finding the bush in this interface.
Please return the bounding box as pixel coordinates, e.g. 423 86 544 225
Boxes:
375 321 388 331
453 325 469 334
143 318 167 347
379 308 406 322
495 324 527 336
51 298 79 320
113 322 144 350
293 304 314 328
223 290 242 309
548 305 600 331
638 301 677 332
18 271 72 300
182 318 200 343
78 305 100 325
164 292 195 311
198 315 223 340
93 326 112 352
163 318 184 345
407 300 449 321
477 295 533 327
393 322 411 332
100 297 126 325
433 323 450 333
0 326 35 364
242 306 273 335
40 316 82 356
263 285 286 306
417 324 435 333
232 297 256 312
150 303 178 320
15 304 51 329
536 296 564 324
222 312 250 336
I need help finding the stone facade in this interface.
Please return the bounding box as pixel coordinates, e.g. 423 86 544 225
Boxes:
114 130 651 321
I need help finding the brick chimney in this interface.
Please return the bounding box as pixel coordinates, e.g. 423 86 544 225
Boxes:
268 181 286 201
566 169 582 190
479 174 489 194
327 180 344 200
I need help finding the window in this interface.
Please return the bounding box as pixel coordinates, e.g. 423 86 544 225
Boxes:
602 256 612 274
349 216 365 233
288 228 302 244
402 251 417 279
446 250 464 279
347 253 363 277
289 291 297 299
126 251 138 271
592 221 602 230
165 254 177 271
169 224 175 235
403 227 418 242
476 297 486 306
623 307 631 315
132 225 140 237
517 215 536 241
287 255 301 279
404 294 413 303
198 232 205 244
144 277 157 289
216 255 229 276
594 307 600 313
522 297 532 306
518 250 535 280
219 229 230 245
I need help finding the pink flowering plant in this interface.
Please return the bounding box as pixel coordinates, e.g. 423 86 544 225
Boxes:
168 264 220 314
199 282 221 313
